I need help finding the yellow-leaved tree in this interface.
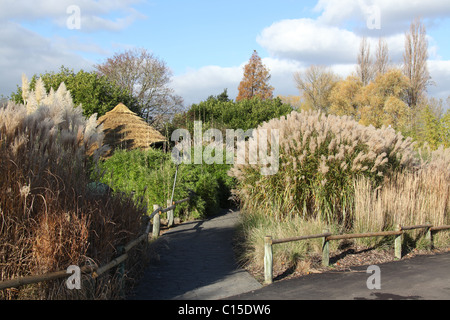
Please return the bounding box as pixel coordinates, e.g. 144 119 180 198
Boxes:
358 69 410 130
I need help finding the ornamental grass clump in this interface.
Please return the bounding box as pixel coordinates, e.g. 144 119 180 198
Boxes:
229 110 416 228
0 76 145 300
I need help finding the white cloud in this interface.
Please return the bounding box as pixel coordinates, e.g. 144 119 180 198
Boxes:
172 65 243 105
0 0 145 32
315 0 450 34
257 19 361 65
0 21 93 97
0 0 144 97
428 60 450 100
172 59 307 105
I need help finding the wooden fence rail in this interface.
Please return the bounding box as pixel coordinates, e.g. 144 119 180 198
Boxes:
264 223 450 284
0 197 191 292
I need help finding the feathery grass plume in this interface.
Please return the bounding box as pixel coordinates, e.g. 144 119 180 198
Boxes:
229 110 417 227
1 76 144 300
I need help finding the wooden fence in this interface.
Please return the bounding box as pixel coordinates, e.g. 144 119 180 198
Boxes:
0 197 190 293
264 223 450 284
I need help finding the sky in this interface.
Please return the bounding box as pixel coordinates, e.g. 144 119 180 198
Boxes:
1 0 450 108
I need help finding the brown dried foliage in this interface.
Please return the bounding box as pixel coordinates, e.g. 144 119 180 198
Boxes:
0 79 146 300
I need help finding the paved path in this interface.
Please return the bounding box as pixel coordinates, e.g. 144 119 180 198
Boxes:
129 209 262 300
129 208 449 301
226 252 450 300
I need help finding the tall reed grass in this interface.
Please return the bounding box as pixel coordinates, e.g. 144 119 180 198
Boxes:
0 76 146 300
353 145 449 247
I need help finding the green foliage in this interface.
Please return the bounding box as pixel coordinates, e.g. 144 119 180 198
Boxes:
170 96 293 135
10 66 138 118
441 110 450 148
409 102 450 150
96 148 236 220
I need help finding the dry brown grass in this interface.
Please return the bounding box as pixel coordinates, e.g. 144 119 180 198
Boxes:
354 145 449 247
0 77 147 300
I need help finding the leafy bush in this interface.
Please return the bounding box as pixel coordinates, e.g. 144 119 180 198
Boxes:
170 96 293 134
10 66 139 118
97 148 236 220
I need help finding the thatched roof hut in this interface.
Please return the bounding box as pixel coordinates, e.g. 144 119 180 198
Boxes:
97 103 166 156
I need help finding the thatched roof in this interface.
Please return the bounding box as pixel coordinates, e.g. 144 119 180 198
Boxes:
97 103 166 155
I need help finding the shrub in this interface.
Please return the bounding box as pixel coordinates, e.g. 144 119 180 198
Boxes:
170 96 293 135
97 148 236 220
10 66 139 118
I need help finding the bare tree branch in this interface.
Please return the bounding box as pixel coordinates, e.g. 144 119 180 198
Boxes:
403 17 432 108
95 48 184 128
356 37 375 86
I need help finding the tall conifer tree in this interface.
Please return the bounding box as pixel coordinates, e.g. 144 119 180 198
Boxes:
237 50 274 101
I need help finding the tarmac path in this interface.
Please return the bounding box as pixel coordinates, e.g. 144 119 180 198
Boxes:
227 252 450 300
129 209 262 300
129 208 449 300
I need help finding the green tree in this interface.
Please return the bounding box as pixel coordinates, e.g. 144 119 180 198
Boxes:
172 96 292 135
440 109 450 148
10 66 138 118
420 105 442 149
415 99 450 149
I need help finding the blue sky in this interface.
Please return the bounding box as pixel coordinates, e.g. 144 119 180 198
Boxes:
1 0 450 106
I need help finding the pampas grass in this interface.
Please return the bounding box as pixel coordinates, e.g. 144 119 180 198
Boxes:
0 76 146 300
230 110 416 227
233 110 448 275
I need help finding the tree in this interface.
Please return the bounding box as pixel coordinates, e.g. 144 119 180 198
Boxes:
277 95 304 110
358 68 410 130
329 75 363 118
374 38 390 76
403 18 431 109
356 37 375 86
441 109 450 148
207 89 230 103
10 66 138 118
414 97 450 149
95 48 183 127
236 50 274 101
293 65 339 113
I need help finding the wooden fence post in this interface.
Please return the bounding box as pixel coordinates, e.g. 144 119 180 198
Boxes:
117 245 125 298
167 199 174 228
322 229 330 267
395 224 402 260
153 204 161 239
264 236 273 285
425 222 433 250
